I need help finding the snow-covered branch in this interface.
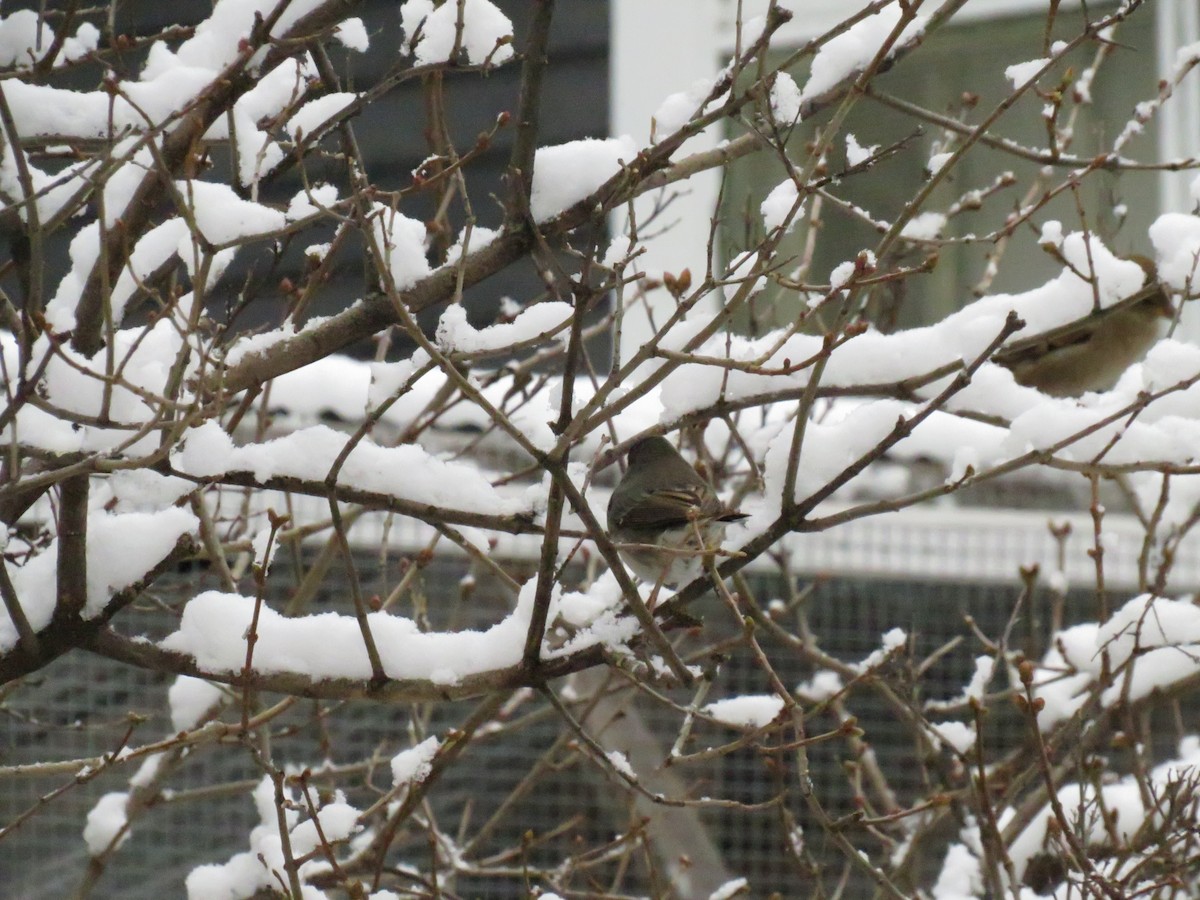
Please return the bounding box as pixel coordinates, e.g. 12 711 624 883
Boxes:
6 0 1200 896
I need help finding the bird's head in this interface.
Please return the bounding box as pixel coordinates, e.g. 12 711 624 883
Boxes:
626 436 679 467
1127 254 1174 320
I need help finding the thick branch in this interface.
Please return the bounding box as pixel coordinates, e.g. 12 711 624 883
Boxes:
54 474 89 618
506 0 556 217
173 468 540 535
0 533 198 684
86 626 606 703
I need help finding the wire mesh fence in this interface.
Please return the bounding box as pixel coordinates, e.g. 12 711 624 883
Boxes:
1 543 1112 898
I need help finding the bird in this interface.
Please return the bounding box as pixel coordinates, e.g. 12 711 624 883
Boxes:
995 256 1174 398
606 436 747 588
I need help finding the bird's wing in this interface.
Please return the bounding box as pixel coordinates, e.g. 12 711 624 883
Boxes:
611 486 708 530
993 284 1170 370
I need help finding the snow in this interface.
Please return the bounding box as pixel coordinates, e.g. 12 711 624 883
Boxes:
187 776 361 899
965 656 995 698
856 628 907 672
391 736 441 785
1026 594 1200 731
208 55 315 183
845 133 878 166
366 353 636 453
758 398 910 511
160 578 622 684
1150 212 1200 290
0 147 97 225
550 572 641 657
168 676 226 732
760 179 802 233
173 422 527 516
654 75 730 136
1046 568 1069 594
1039 220 1064 247
250 525 280 573
795 670 844 701
436 301 573 353
769 73 802 125
401 0 514 66
68 24 100 60
1 16 1199 900
724 250 769 298
287 183 340 220
709 878 749 900
186 852 267 900
288 800 361 856
605 750 636 779
334 18 370 52
1027 621 1100 731
444 225 499 264
2 73 210 140
179 180 289 246
801 6 928 102
1005 57 1050 88
655 231 1161 477
1097 594 1200 706
128 755 165 790
107 219 190 323
108 213 238 326
0 508 198 654
929 720 975 753
286 92 358 139
0 11 96 69
929 656 995 712
932 842 983 899
83 792 130 855
370 202 431 289
223 309 347 368
268 354 373 424
384 357 646 452
95 471 194 516
900 212 947 240
1 321 205 453
703 694 785 728
39 216 1171 549
529 136 638 223
829 252 874 290
927 151 954 174
218 57 315 129
43 222 98 329
11 8 1200 892
1001 777 1151 885
143 4 257 77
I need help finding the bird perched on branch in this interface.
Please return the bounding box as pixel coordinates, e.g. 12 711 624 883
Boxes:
995 256 1174 398
607 436 747 588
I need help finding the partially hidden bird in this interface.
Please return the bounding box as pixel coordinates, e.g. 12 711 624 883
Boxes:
995 256 1174 398
606 436 747 588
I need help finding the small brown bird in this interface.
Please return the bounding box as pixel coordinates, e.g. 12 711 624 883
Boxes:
606 436 747 587
996 257 1174 398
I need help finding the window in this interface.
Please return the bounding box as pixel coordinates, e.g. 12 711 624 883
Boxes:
720 3 1163 332
606 0 1200 558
